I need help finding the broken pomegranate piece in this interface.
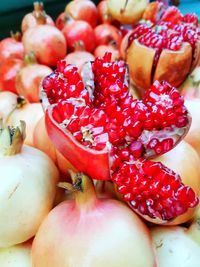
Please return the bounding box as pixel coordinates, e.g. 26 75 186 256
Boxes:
127 8 200 92
41 53 198 222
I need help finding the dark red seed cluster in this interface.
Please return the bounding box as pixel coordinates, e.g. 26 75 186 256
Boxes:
43 53 198 221
113 159 199 220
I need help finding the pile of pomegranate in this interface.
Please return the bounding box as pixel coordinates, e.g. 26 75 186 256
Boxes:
0 0 200 266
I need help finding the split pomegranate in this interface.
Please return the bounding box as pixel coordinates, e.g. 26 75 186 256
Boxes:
64 50 94 74
97 0 112 24
62 20 96 52
22 25 67 66
16 53 52 102
107 0 148 24
0 59 22 94
0 32 24 62
65 0 98 28
0 242 32 267
41 53 198 223
0 122 59 247
155 141 200 224
94 23 122 48
184 99 200 157
127 19 200 91
32 172 156 267
6 97 43 147
21 1 54 33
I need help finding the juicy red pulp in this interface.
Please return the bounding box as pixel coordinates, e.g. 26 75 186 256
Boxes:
42 53 198 221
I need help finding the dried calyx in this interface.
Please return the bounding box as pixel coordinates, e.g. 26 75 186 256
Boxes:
41 53 198 222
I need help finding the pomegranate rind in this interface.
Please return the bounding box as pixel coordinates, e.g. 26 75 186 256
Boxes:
142 2 164 24
45 106 110 181
127 39 155 92
191 40 200 71
153 42 192 87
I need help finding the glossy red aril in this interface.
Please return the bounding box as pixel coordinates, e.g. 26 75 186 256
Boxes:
41 53 198 222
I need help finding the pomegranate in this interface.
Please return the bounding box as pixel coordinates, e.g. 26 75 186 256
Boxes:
6 98 43 147
0 59 22 94
62 20 96 52
64 50 94 74
180 66 200 99
126 19 200 92
0 32 24 62
94 45 120 61
21 1 54 33
65 0 98 28
22 25 67 66
184 99 200 157
55 12 69 31
0 91 18 123
155 141 200 225
120 30 133 60
107 0 148 24
0 122 59 247
97 0 112 24
151 225 200 267
0 242 32 267
94 23 122 48
32 171 157 267
40 53 198 223
16 53 52 102
143 2 183 25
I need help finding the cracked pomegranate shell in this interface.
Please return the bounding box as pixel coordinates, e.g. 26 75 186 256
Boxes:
126 17 200 93
40 53 198 223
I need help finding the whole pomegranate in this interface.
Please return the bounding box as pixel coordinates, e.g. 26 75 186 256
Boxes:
0 91 18 123
22 25 67 66
0 122 59 247
107 0 148 24
40 53 198 223
94 23 122 48
64 50 94 74
180 66 200 99
16 53 52 102
6 97 43 147
184 99 200 157
65 0 98 28
155 141 200 225
0 59 22 94
0 242 32 267
21 1 54 33
32 172 157 267
94 45 120 61
97 0 112 24
126 18 200 92
62 20 96 52
152 224 200 267
0 32 24 62
55 12 68 31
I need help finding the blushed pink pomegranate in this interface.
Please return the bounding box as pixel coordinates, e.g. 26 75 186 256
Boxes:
22 25 67 66
62 20 96 52
40 53 198 223
65 0 98 28
21 2 54 33
0 32 24 62
94 24 122 48
94 45 120 61
55 12 69 31
97 0 112 24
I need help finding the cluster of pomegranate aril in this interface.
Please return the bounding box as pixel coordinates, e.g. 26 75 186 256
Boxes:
42 53 198 221
112 159 198 220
